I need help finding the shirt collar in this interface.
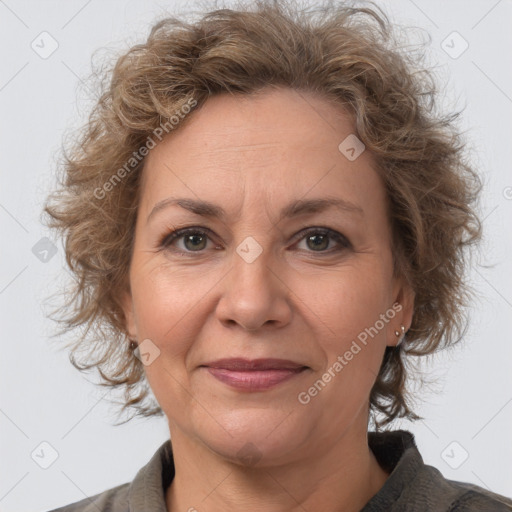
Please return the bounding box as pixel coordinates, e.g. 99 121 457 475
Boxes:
128 439 173 512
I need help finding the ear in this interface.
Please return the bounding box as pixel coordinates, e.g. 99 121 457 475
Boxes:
387 277 415 347
119 284 138 341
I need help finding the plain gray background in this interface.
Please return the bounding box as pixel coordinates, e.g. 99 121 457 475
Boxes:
0 0 511 510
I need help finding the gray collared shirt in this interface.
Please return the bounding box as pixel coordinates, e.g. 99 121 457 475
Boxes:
47 430 512 511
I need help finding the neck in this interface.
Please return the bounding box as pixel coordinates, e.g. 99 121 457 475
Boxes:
165 418 389 512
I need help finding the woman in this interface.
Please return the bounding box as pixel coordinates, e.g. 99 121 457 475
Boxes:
43 1 512 510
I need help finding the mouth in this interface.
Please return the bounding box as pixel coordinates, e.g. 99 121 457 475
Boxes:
201 358 309 391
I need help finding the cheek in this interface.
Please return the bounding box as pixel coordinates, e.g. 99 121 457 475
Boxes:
129 262 212 409
292 273 392 442
314 264 392 348
129 260 215 355
301 273 391 402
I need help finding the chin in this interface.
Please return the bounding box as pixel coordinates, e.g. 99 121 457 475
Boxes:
192 407 313 468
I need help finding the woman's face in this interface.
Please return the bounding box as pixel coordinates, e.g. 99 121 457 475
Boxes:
122 87 412 465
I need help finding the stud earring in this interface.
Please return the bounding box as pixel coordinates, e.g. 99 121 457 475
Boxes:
395 325 406 347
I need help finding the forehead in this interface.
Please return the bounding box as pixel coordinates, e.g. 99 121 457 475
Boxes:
149 88 356 161
139 87 385 217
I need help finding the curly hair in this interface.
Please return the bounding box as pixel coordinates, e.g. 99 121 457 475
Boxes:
43 0 482 428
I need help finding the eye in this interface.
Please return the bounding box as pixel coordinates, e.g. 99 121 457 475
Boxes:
293 227 351 254
159 226 351 255
160 227 219 253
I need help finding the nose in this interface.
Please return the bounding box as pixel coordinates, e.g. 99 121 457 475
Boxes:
215 242 293 332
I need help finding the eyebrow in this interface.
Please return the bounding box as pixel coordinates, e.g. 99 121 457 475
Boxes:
147 196 364 225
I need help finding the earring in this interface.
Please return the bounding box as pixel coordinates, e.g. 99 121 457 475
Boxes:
128 338 138 351
395 325 406 347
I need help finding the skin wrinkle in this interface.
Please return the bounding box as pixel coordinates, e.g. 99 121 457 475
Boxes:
121 88 414 511
42 3 483 440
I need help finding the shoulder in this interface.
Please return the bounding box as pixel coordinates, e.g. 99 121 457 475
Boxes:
409 459 512 511
44 439 174 512
442 478 512 511
365 430 512 511
44 482 130 512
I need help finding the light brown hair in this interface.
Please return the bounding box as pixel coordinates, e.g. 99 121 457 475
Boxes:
43 0 482 427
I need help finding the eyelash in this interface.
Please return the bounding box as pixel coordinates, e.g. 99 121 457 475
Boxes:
159 226 351 256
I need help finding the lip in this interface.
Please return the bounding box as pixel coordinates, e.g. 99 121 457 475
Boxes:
201 358 308 391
